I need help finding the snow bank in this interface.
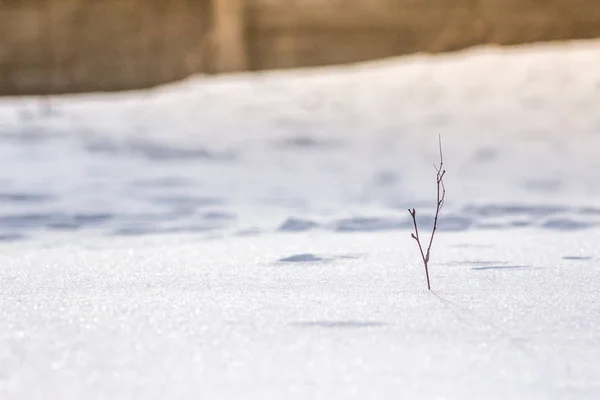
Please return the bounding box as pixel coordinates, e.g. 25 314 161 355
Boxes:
1 39 600 399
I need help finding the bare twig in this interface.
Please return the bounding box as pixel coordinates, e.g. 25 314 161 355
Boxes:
408 135 446 290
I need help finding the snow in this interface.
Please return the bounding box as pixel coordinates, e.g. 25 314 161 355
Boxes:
1 39 600 399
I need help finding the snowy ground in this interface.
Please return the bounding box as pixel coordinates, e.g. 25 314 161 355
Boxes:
1 39 600 399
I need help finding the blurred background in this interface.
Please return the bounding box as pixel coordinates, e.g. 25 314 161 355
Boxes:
2 0 600 95
1 0 600 242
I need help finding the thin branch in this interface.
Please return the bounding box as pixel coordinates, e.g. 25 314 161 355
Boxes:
409 208 427 273
408 134 446 290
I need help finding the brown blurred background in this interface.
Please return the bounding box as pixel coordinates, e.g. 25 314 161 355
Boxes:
1 0 600 96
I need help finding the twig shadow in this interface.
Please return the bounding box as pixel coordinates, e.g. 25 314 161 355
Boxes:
277 253 330 263
471 265 531 271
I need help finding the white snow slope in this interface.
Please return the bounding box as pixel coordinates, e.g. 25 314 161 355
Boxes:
1 40 600 399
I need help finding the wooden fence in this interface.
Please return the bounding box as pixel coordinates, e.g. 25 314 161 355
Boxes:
1 0 600 95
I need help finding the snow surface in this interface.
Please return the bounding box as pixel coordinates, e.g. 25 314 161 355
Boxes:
1 39 600 399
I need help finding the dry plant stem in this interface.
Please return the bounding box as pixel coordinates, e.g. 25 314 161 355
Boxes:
409 135 446 290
